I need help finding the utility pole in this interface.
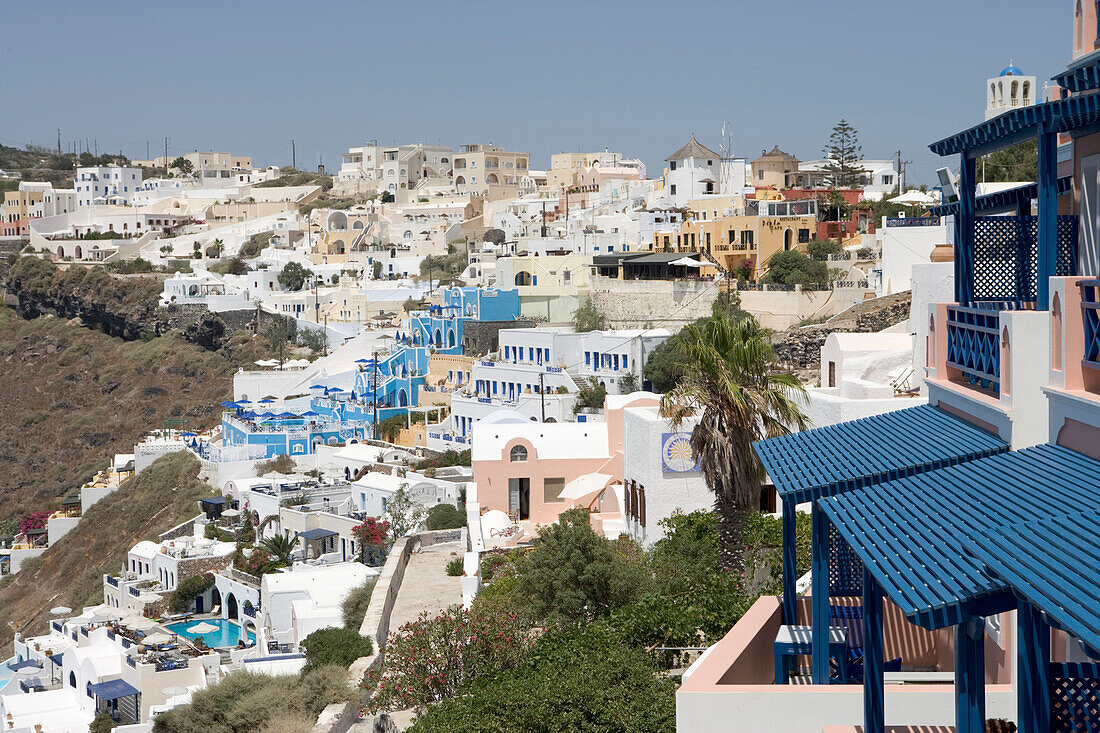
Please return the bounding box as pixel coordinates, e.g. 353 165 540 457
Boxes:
94 139 97 157
539 372 546 422
291 139 296 170
164 137 170 173
57 129 61 156
146 141 150 161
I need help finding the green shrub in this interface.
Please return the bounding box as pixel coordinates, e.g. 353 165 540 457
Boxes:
300 626 373 672
426 503 465 531
445 557 464 576
341 578 378 630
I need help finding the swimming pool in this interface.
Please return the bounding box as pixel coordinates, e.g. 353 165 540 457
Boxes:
0 657 15 693
164 620 256 649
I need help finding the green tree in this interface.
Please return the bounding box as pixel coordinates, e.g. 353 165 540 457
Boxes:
762 250 829 286
300 626 373 672
372 260 383 279
386 485 426 539
204 238 224 259
90 712 116 733
425 503 465 530
572 377 607 413
263 320 290 365
618 370 638 393
643 296 750 393
168 572 215 613
572 295 609 332
659 312 808 572
822 119 864 188
171 156 194 175
806 239 842 260
406 624 675 733
259 533 298 565
980 139 1038 183
277 261 313 291
510 507 649 626
376 414 407 443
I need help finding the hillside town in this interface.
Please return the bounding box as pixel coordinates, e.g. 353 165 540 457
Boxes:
1 4 1098 733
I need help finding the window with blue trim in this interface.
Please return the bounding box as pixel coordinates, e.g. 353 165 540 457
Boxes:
585 351 591 366
613 354 619 370
622 355 628 369
504 346 509 359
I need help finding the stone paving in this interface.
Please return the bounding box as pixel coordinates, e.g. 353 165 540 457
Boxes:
387 540 464 630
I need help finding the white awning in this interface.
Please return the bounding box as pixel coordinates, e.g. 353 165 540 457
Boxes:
559 472 615 500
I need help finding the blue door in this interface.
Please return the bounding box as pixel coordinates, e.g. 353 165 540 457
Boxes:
195 596 204 613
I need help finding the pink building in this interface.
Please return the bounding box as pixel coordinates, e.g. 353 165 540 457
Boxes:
470 393 660 532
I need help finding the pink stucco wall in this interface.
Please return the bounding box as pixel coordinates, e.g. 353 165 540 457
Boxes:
472 395 658 527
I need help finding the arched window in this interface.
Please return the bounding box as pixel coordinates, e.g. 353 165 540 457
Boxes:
1001 327 1011 396
70 672 76 688
510 445 528 462
927 314 936 368
1022 80 1031 103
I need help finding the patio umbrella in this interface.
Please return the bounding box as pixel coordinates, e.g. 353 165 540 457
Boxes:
669 256 703 267
558 472 615 501
162 685 189 697
187 621 220 634
128 617 157 632
888 190 936 206
49 606 72 616
219 401 239 408
221 508 240 518
142 633 173 646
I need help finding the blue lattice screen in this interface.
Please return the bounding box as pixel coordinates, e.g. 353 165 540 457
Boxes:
971 216 1078 304
1051 662 1100 732
827 521 863 596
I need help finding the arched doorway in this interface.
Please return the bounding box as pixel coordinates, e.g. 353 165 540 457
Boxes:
210 586 222 613
397 389 409 407
783 229 793 251
447 329 456 348
226 593 239 620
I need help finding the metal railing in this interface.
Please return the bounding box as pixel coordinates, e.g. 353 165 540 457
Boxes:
946 305 1001 393
1081 280 1100 369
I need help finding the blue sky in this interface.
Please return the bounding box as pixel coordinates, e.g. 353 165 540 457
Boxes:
0 1 1069 184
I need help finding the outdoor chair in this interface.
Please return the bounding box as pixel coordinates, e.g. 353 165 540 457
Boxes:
829 605 902 683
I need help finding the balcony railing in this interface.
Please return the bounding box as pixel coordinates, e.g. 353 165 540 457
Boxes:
946 305 1001 393
1082 280 1100 368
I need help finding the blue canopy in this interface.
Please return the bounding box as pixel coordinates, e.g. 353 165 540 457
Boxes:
88 678 140 700
48 654 63 668
201 496 227 505
299 410 320 417
820 444 1100 630
8 659 41 671
970 507 1100 657
309 384 326 389
258 398 275 403
754 405 1008 505
299 528 337 540
219 401 239 408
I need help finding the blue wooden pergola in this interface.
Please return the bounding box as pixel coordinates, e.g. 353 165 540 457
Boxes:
928 87 1100 309
819 444 1100 733
754 404 1008 685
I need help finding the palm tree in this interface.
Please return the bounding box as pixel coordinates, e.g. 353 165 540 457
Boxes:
260 533 298 565
660 311 808 574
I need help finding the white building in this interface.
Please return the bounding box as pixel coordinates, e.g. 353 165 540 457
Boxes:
621 403 713 546
876 215 950 296
664 135 722 207
75 166 142 207
986 62 1037 119
261 563 377 647
337 141 453 195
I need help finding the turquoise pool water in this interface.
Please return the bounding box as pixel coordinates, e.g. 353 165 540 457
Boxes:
164 620 256 648
0 657 15 691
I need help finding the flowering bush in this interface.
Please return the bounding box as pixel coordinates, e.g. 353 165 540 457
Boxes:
361 604 532 713
19 511 52 535
352 517 390 565
237 547 278 576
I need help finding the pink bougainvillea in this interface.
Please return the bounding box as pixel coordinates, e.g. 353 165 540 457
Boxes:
19 511 52 535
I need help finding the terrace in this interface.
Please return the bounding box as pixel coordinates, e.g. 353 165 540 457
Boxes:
705 398 1100 733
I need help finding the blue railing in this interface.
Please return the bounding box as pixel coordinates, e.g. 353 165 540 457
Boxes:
243 605 257 619
128 586 140 597
1051 662 1100 730
946 305 1001 393
106 576 119 588
1081 280 1100 368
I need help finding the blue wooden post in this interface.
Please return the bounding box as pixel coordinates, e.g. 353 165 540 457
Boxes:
955 615 986 733
1038 123 1058 310
1017 601 1050 733
957 154 977 305
811 502 831 684
782 497 796 625
862 567 884 733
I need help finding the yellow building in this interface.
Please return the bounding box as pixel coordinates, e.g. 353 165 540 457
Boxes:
653 198 817 279
453 144 529 193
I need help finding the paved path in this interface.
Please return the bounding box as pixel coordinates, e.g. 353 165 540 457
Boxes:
387 541 464 631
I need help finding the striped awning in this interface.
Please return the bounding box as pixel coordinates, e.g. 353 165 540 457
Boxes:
820 444 1100 630
753 405 1008 505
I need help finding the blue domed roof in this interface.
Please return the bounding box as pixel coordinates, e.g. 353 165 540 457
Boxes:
1000 63 1023 77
